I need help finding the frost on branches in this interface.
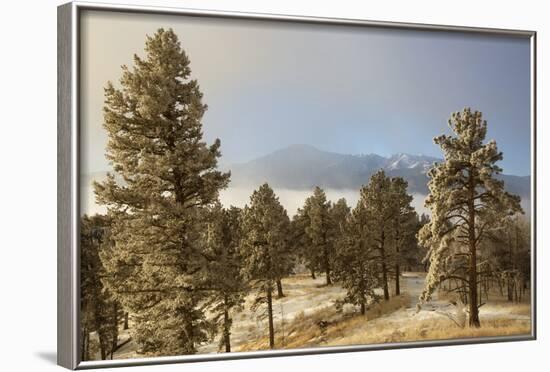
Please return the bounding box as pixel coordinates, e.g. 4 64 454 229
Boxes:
94 29 230 355
418 108 522 327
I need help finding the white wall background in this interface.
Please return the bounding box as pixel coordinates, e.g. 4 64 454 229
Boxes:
0 0 545 371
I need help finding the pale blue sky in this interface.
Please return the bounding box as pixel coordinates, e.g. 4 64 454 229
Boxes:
81 10 531 176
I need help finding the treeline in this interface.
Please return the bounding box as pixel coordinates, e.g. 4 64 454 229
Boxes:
292 177 426 304
82 170 426 357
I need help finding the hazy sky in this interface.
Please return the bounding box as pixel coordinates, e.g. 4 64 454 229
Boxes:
80 10 531 177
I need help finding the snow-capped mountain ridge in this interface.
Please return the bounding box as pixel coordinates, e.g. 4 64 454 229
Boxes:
385 153 439 173
225 144 529 196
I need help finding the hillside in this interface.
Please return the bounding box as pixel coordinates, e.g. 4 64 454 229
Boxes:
224 144 530 197
108 272 530 359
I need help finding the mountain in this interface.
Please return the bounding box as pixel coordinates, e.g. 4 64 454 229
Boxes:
225 144 530 197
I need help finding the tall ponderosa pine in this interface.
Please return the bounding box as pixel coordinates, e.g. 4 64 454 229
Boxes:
418 108 522 327
95 28 230 355
240 184 291 349
201 204 247 352
304 187 334 285
333 197 379 315
389 177 415 295
81 215 120 361
360 170 394 300
292 201 316 279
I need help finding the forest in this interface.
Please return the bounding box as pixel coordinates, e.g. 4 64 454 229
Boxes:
80 28 531 361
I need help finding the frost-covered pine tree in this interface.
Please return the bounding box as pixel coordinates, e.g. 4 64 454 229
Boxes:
419 108 522 327
95 28 230 355
304 187 334 285
329 198 351 251
200 204 247 352
360 170 394 300
291 200 317 279
240 184 291 349
333 197 379 315
389 177 415 295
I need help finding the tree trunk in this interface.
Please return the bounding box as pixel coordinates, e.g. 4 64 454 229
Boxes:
394 223 401 296
100 341 107 360
310 269 316 279
360 301 366 315
81 328 89 361
184 318 196 354
267 286 275 349
276 279 284 298
80 328 85 361
223 307 231 352
381 262 389 300
468 172 480 328
110 303 118 359
395 263 400 296
380 231 390 300
507 231 514 302
323 244 332 285
124 312 129 330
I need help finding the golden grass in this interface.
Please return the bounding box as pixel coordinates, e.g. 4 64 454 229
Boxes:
366 295 410 320
489 302 531 316
238 295 411 351
328 317 531 346
238 305 337 351
238 292 531 352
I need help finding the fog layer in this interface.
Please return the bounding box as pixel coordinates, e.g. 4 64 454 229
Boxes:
219 186 431 217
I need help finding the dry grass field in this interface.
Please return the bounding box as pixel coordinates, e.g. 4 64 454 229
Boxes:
111 272 530 359
237 272 531 352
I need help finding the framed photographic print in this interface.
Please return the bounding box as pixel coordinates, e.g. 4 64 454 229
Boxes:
57 1 537 369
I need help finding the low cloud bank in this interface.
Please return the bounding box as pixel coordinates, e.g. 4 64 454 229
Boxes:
219 187 431 217
82 184 530 220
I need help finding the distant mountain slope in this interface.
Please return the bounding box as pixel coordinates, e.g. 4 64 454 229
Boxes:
225 144 530 197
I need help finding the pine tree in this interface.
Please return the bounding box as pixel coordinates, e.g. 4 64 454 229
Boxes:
306 187 335 285
333 198 379 315
240 184 291 349
80 215 120 361
201 204 247 352
360 170 394 300
389 177 415 295
291 201 317 279
418 108 522 327
401 213 429 272
95 28 230 355
329 198 351 247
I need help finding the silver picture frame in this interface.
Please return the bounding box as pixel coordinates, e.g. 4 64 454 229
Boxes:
57 1 537 369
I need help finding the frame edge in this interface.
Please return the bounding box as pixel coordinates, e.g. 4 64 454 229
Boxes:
63 2 537 369
530 31 537 341
58 2 78 370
